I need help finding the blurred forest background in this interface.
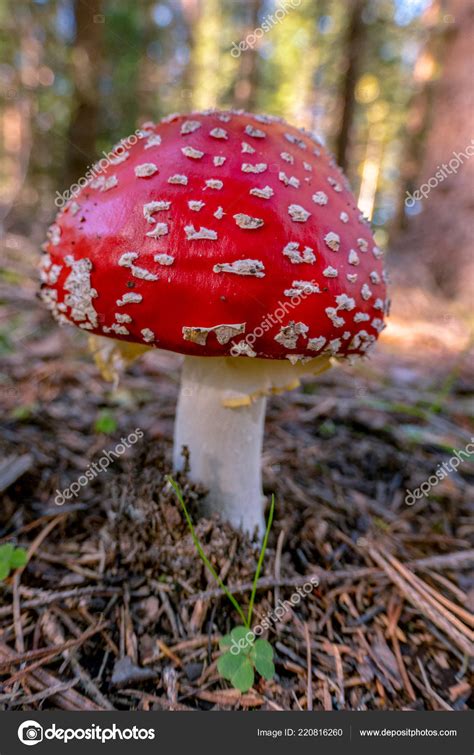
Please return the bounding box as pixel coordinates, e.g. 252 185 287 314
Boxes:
0 0 473 302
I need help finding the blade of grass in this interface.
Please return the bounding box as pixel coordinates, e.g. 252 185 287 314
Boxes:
247 495 274 627
167 476 249 628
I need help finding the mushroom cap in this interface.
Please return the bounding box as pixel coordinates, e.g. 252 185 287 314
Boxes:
40 110 388 362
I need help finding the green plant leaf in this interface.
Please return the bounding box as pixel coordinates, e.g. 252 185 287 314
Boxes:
217 651 244 680
94 409 117 434
10 548 28 568
219 634 233 652
252 638 273 661
230 657 254 692
0 562 10 581
0 543 14 562
253 656 275 681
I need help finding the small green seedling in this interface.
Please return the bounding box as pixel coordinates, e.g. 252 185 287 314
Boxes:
218 627 275 692
168 476 275 693
94 409 118 434
0 543 28 581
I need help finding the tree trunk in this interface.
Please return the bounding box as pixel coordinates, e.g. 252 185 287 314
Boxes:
335 0 367 173
65 0 103 187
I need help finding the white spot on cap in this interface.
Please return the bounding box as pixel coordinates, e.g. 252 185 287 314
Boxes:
308 336 326 352
340 211 349 223
280 152 294 164
154 254 174 266
323 266 338 278
325 307 345 328
347 273 358 283
242 163 267 173
303 161 312 172
214 206 225 219
361 283 372 300
324 232 340 251
245 124 266 138
115 313 132 323
275 321 308 349
288 204 311 222
188 200 205 211
279 171 300 188
205 179 223 190
181 120 201 134
335 293 356 311
117 292 143 306
233 213 264 230
144 134 162 149
231 340 256 357
213 156 226 166
354 312 370 322
213 259 265 277
135 163 158 177
371 318 385 333
210 127 228 139
63 257 98 328
183 323 246 346
90 175 118 191
241 142 255 154
372 245 384 259
312 191 328 205
184 224 218 240
327 338 342 354
146 222 169 239
109 150 130 164
168 174 188 185
348 249 359 265
284 133 306 149
370 271 381 285
141 328 155 342
143 200 171 223
118 252 158 281
181 146 204 159
250 185 274 199
283 242 315 265
357 238 369 252
327 176 342 192
284 281 320 297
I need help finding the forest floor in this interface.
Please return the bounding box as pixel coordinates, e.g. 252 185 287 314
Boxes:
0 232 473 712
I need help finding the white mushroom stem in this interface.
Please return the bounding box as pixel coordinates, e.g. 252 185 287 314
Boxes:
173 354 332 537
173 356 267 536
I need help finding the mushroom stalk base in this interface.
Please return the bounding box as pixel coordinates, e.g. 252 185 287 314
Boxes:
173 356 267 537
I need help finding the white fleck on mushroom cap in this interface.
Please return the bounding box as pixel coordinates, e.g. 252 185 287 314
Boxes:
40 111 387 359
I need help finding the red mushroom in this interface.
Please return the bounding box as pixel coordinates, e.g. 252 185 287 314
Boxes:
40 110 388 535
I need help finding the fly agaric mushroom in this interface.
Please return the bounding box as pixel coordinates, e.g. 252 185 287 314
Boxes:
40 110 388 536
